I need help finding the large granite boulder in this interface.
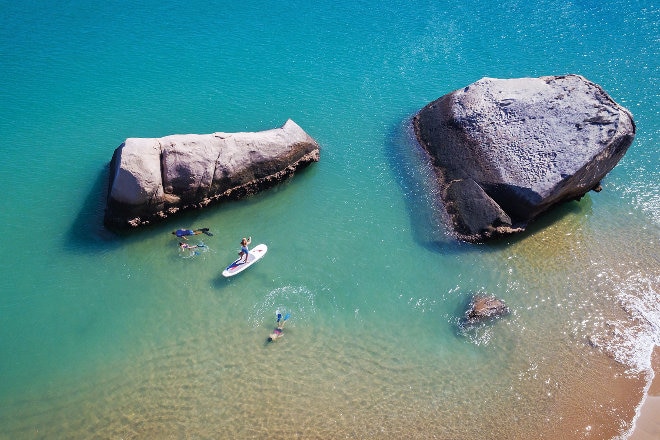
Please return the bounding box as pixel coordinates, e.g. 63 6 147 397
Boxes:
412 75 635 242
105 119 320 228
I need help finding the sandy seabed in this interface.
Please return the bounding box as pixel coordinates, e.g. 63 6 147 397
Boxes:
0 321 651 440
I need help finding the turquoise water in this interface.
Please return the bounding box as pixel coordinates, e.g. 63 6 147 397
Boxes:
1 0 658 438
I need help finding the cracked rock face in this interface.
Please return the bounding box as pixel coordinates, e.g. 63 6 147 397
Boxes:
413 75 635 242
104 119 320 229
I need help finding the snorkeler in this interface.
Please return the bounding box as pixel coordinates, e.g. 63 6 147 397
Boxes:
172 228 213 239
268 310 290 342
179 242 198 250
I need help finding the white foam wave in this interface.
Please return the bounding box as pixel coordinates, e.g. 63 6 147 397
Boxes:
589 272 659 375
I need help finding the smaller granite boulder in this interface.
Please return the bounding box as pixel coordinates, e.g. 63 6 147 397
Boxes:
462 295 510 326
104 119 320 229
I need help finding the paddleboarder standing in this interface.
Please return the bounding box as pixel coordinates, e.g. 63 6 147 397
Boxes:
239 236 252 263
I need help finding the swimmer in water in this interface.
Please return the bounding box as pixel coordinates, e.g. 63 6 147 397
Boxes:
172 228 212 240
267 310 290 342
179 242 198 250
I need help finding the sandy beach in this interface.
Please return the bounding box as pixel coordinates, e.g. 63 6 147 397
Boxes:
629 346 660 439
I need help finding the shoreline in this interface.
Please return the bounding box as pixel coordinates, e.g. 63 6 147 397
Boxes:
629 345 660 439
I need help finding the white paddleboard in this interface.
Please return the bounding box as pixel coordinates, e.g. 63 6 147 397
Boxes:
222 243 268 277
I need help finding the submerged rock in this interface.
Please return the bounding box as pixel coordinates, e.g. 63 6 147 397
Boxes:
104 119 320 229
412 75 635 242
462 295 510 326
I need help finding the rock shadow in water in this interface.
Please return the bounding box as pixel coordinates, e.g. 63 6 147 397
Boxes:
386 115 595 254
64 166 123 253
384 115 462 254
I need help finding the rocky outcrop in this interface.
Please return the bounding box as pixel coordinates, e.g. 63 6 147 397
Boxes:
413 75 635 242
462 295 509 326
104 119 320 228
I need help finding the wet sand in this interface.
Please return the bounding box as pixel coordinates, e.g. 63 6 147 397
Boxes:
629 346 660 440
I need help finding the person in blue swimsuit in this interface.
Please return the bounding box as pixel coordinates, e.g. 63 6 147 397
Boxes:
172 228 212 240
172 229 199 239
239 236 252 263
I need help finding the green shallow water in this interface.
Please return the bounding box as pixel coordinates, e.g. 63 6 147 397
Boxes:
0 0 658 438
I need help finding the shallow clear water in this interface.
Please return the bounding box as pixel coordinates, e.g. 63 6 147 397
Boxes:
0 0 658 438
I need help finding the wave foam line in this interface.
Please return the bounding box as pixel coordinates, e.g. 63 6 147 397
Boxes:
589 272 659 375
